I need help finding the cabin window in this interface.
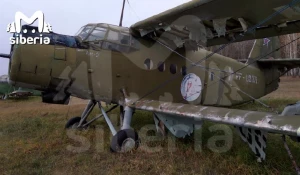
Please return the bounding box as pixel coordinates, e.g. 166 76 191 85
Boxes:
170 64 177 74
144 59 153 70
87 27 107 41
102 41 118 51
107 30 119 42
210 72 214 81
158 62 165 72
120 32 130 45
181 66 187 76
131 37 140 49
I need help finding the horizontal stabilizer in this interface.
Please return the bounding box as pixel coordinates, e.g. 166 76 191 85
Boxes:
257 59 300 69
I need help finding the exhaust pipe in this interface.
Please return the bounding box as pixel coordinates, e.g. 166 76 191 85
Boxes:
0 53 10 59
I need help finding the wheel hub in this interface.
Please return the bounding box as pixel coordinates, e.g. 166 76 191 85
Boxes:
121 138 136 152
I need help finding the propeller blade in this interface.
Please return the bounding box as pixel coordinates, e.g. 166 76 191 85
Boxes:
0 53 10 59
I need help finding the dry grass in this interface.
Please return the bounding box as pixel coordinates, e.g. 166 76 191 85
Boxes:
264 76 300 99
0 77 299 175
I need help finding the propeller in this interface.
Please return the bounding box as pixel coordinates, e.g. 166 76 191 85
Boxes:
0 53 10 59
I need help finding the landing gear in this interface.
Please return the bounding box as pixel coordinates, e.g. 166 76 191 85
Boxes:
65 100 97 129
65 100 140 152
100 104 140 152
1 94 8 100
110 129 139 152
65 117 87 129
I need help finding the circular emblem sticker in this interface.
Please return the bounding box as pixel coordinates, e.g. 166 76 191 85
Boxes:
181 73 202 102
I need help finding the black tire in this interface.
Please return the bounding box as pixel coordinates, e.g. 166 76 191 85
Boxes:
65 117 86 129
110 129 140 153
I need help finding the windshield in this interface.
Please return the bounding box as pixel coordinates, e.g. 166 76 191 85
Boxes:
75 26 94 40
86 27 107 41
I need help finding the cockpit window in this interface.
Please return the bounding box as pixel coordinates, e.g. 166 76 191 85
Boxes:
120 32 130 45
76 26 93 40
107 30 119 41
75 27 84 36
87 27 107 41
76 24 140 53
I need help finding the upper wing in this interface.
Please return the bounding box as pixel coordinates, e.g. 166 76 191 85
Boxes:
130 0 300 48
129 100 300 137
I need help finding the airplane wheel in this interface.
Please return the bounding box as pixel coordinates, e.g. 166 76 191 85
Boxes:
110 129 140 153
65 117 87 129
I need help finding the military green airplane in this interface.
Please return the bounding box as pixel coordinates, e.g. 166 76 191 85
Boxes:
2 0 300 163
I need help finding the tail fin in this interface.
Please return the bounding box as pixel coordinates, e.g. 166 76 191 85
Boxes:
248 37 282 96
247 37 281 67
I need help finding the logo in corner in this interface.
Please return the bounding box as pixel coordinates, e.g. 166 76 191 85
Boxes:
7 11 52 45
181 73 202 102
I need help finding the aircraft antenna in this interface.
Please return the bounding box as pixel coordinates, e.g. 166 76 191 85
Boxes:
119 0 126 27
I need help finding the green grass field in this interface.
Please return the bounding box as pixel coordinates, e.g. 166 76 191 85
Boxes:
0 77 299 175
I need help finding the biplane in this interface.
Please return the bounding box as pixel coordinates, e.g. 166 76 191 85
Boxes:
1 0 300 168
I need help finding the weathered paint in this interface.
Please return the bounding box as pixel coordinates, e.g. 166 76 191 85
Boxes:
8 23 280 106
132 100 300 137
131 0 300 47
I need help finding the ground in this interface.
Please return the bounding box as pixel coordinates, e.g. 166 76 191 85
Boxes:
0 77 300 175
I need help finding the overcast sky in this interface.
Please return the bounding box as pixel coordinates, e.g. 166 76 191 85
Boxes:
0 0 190 75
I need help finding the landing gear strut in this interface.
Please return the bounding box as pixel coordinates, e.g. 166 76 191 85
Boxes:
65 100 96 129
99 104 139 152
65 100 140 152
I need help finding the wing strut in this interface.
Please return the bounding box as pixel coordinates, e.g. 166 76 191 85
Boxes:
282 135 300 175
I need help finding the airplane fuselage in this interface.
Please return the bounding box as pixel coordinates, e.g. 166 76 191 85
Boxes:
8 24 279 107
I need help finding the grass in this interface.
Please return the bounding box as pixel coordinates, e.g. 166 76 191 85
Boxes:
0 77 299 175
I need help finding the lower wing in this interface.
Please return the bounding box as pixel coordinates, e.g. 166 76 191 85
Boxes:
130 100 300 137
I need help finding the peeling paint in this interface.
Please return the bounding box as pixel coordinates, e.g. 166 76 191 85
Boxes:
281 125 294 131
238 18 248 32
228 117 245 124
206 28 214 39
132 100 300 137
213 18 229 37
173 15 208 43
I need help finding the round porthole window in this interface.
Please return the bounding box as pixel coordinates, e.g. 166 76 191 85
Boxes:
181 66 187 76
157 62 165 72
170 64 177 74
144 58 153 70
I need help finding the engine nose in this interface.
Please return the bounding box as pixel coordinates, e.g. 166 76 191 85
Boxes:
8 42 53 90
7 24 79 90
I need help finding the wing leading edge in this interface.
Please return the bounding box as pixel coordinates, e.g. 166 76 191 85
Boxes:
129 100 300 137
130 0 300 48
